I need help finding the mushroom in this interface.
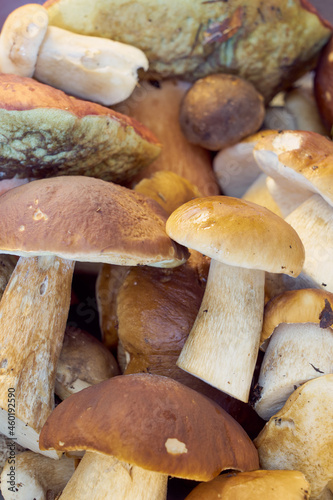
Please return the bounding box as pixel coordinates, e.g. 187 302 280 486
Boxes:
254 374 333 500
0 176 188 454
0 4 149 105
314 33 333 132
0 73 161 183
39 374 259 499
0 433 25 473
185 470 311 500
55 326 119 400
166 197 305 402
179 74 265 151
242 174 282 217
1 451 75 500
252 289 333 420
113 79 220 197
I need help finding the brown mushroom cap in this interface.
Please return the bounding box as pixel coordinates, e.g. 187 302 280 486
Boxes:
261 288 333 348
166 196 304 275
0 176 189 266
185 469 311 500
314 34 333 132
179 74 265 151
39 374 259 481
0 74 161 182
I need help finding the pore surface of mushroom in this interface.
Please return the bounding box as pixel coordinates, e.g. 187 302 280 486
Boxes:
39 374 259 499
166 196 305 402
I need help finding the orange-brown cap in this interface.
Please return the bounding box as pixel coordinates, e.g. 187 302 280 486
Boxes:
39 374 259 481
166 196 304 275
0 176 189 267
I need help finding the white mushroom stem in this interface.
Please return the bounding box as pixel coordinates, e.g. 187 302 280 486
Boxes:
177 260 265 403
254 323 333 420
286 195 333 292
59 451 168 500
265 177 312 217
0 255 74 457
34 26 148 105
1 451 75 500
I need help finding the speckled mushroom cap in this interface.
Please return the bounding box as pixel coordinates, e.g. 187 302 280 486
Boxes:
39 374 259 481
0 176 189 267
166 197 304 275
0 74 160 183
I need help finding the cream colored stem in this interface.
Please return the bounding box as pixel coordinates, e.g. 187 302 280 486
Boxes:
177 260 265 403
60 451 168 500
0 256 74 455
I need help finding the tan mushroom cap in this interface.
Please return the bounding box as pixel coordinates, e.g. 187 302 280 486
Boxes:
185 470 311 500
166 196 304 275
261 289 333 348
40 374 259 481
0 74 161 182
254 130 333 207
0 176 189 267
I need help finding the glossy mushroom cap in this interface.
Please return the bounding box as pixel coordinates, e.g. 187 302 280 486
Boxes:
0 176 189 267
40 374 259 481
166 196 304 275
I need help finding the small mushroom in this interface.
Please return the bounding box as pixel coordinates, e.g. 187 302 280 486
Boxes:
185 470 311 500
0 4 149 105
39 374 259 499
179 74 265 151
0 451 75 500
254 374 333 500
166 197 305 402
55 326 119 400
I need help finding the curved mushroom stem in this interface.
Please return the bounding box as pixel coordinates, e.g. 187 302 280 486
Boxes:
59 451 168 500
177 260 265 403
0 256 74 456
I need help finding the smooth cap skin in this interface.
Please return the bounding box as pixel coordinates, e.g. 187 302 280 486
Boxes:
0 74 161 183
185 470 311 500
261 289 333 347
0 4 49 77
39 374 259 481
166 197 305 275
0 176 189 267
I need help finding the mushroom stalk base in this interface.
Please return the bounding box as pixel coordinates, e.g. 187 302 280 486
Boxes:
59 451 168 500
177 260 265 402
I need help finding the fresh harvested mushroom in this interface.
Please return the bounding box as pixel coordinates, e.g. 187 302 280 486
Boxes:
114 79 220 197
254 374 333 500
185 470 311 500
39 374 259 500
179 74 265 151
44 0 332 102
55 326 119 400
0 176 188 454
0 4 149 105
252 289 333 420
1 451 75 500
0 74 161 183
213 130 276 198
166 197 305 402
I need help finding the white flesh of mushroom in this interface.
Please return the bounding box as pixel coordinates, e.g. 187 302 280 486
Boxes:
177 260 265 403
254 322 333 420
58 451 168 500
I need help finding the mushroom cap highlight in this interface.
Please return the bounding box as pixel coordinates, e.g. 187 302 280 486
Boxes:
166 196 304 275
0 176 189 267
39 373 259 481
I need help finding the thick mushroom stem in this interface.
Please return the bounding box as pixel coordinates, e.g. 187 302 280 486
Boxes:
59 451 168 500
0 255 74 456
177 260 265 403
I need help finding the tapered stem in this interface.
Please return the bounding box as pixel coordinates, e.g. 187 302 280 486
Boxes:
177 260 265 402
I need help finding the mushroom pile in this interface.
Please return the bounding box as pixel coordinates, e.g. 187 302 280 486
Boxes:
0 1 332 500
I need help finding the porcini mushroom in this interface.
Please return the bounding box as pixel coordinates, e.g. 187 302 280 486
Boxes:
166 197 305 402
0 4 149 105
185 469 311 500
0 74 161 183
0 176 188 454
39 374 259 500
254 374 333 500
